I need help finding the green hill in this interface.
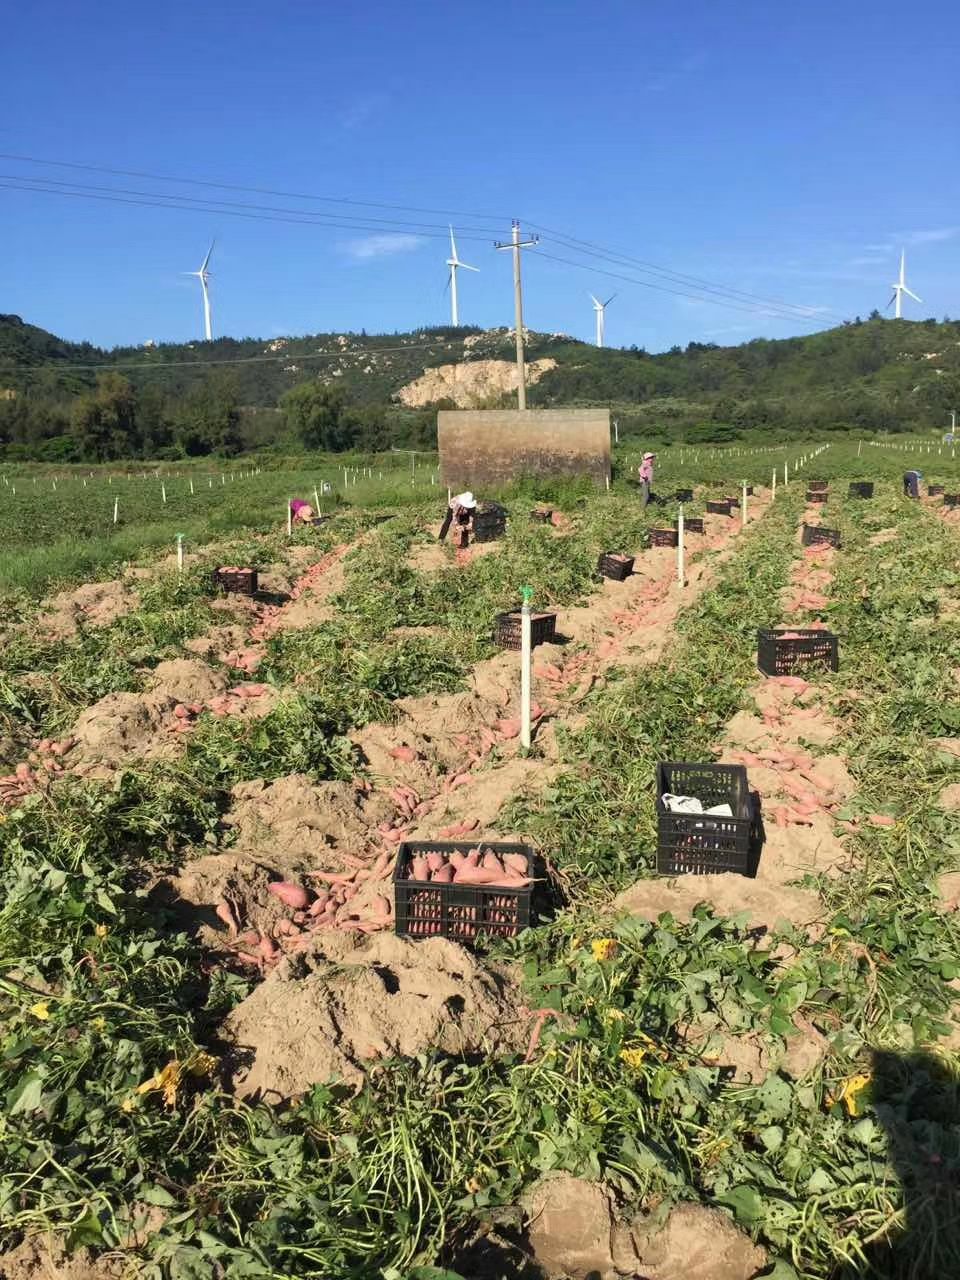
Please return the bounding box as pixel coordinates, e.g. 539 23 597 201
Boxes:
1 311 958 461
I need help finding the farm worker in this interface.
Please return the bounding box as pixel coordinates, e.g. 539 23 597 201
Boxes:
903 470 922 499
638 452 656 507
289 498 315 523
439 491 477 547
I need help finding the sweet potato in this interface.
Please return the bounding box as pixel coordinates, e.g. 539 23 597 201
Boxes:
503 854 529 875
267 881 310 910
214 900 239 936
481 851 505 876
431 863 454 883
410 855 430 881
426 852 446 872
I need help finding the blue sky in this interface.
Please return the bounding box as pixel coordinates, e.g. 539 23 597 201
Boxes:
2 0 959 352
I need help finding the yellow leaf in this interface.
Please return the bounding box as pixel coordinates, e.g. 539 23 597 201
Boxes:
591 938 619 963
30 1001 50 1022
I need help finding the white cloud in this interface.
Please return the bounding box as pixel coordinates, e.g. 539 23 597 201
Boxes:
864 242 894 253
644 51 707 93
338 93 388 130
341 233 427 261
904 227 959 245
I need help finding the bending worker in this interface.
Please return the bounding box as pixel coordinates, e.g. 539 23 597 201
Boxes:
290 498 315 524
439 491 477 546
638 451 656 507
903 470 922 499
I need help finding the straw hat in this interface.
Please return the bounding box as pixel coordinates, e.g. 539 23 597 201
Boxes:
642 452 656 460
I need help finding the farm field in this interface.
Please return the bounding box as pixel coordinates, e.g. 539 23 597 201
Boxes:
1 438 960 1279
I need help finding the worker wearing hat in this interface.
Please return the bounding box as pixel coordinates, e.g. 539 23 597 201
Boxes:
638 452 656 507
439 491 477 546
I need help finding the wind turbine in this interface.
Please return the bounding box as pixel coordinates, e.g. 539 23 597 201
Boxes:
446 227 478 327
187 241 215 340
888 249 921 319
590 292 616 347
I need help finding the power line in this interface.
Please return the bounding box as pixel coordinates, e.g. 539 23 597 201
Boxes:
529 221 846 322
532 247 833 326
0 151 510 225
0 179 500 242
0 338 471 375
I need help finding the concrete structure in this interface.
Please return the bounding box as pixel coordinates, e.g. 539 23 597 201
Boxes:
438 408 611 489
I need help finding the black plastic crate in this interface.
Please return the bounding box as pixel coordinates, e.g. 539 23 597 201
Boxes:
212 567 258 595
849 482 874 498
649 528 678 548
757 628 838 676
806 490 828 503
682 517 705 534
945 494 960 508
706 500 733 515
675 488 694 502
494 610 557 650
394 841 534 944
802 523 841 549
656 762 754 876
598 552 635 580
808 480 828 492
745 485 754 496
474 504 508 542
928 485 944 497
531 508 553 523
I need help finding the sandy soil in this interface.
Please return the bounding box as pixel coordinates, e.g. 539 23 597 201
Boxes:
222 932 525 1100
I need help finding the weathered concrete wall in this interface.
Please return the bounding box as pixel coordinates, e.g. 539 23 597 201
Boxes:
438 409 611 489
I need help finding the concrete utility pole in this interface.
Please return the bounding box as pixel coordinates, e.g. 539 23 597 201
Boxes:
495 220 539 410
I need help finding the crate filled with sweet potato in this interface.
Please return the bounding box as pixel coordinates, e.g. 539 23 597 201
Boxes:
393 841 534 945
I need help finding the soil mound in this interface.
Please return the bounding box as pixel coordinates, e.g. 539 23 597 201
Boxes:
70 691 177 771
522 1174 766 1280
37 580 136 640
222 932 524 1099
146 658 226 704
614 874 825 936
223 774 392 865
0 1237 125 1280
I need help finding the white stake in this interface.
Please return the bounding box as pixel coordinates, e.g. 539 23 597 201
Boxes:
520 590 532 750
784 461 788 486
221 475 225 486
772 468 777 496
677 505 685 586
176 533 184 574
741 480 748 527
287 499 293 537
190 478 195 495
209 478 213 488
161 483 167 504
113 497 119 524
314 485 321 512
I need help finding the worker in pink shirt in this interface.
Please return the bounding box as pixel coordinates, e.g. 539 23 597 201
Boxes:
638 452 656 507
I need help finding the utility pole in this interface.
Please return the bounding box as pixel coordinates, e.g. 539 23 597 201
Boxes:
495 220 539 410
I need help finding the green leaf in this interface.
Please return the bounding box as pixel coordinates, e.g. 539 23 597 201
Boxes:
762 1262 801 1280
760 1125 784 1152
716 1184 764 1224
757 1073 794 1119
807 1167 837 1194
8 1071 43 1115
140 1184 178 1207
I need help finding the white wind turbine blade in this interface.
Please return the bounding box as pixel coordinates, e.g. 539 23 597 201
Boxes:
602 293 617 308
200 240 215 274
459 259 480 272
903 286 922 303
589 293 602 309
899 249 906 286
886 293 897 310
